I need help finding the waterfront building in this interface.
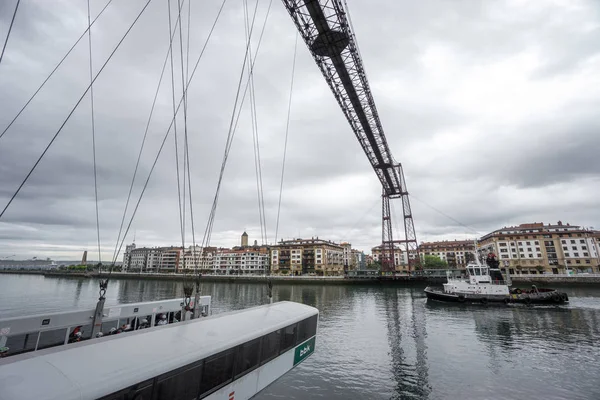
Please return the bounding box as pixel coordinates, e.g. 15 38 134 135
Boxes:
123 245 183 273
418 240 475 268
341 242 352 270
371 245 406 271
351 249 366 270
270 237 345 276
478 221 600 274
212 246 269 275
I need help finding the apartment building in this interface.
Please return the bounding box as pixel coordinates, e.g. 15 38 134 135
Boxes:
270 238 345 276
370 245 407 271
212 246 269 275
479 221 599 274
123 244 182 273
418 240 476 268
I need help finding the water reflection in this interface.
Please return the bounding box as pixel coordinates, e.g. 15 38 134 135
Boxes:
2 277 600 399
384 289 430 399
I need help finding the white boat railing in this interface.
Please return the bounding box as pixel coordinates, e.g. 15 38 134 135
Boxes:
0 296 211 358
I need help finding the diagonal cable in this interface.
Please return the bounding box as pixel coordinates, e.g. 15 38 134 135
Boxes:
0 0 20 66
275 31 298 245
113 0 228 264
87 0 102 265
0 0 114 141
0 0 153 221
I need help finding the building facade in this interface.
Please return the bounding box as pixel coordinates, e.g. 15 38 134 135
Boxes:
479 221 600 274
270 238 345 276
418 240 476 268
370 245 407 271
123 245 183 273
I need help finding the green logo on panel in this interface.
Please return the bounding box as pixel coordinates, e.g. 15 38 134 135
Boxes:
293 337 315 366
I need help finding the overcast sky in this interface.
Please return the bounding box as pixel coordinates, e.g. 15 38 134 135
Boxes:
1 0 599 261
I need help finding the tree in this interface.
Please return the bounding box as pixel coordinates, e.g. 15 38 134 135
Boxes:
367 260 381 270
423 255 448 269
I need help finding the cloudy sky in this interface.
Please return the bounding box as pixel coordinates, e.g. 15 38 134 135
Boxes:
1 0 599 261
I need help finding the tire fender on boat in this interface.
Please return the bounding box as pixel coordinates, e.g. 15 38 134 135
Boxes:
552 293 561 303
503 298 510 305
480 298 488 305
524 296 532 305
458 295 466 303
560 293 568 302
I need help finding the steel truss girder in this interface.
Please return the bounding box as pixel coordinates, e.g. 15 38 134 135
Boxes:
280 0 419 269
281 0 402 195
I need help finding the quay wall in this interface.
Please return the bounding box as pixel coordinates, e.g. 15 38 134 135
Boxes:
2 270 599 285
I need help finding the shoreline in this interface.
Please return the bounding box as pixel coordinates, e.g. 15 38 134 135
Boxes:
1 270 599 285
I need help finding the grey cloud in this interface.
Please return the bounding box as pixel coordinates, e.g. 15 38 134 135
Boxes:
1 0 599 260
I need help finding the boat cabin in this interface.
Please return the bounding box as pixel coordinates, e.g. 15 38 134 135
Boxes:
466 263 490 284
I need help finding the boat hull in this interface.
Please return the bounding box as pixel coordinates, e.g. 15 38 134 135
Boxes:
424 287 569 305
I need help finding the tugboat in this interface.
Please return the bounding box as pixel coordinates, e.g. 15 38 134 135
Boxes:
424 248 569 305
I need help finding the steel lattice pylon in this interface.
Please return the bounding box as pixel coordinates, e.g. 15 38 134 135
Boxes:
281 0 418 271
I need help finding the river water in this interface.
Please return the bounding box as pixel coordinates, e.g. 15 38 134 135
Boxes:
1 274 600 399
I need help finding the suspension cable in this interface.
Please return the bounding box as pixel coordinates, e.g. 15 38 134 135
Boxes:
341 196 379 240
0 0 114 142
409 193 481 235
243 0 267 245
0 0 152 222
200 0 266 250
87 0 102 267
183 0 198 275
113 0 228 264
176 0 194 307
0 0 20 66
167 0 186 274
274 31 298 245
111 1 186 264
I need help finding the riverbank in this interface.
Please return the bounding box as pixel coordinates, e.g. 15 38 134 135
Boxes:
1 270 599 285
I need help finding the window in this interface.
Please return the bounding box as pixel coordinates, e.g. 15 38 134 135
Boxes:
535 241 539 245
586 260 591 264
572 246 577 250
582 246 587 250
37 328 68 350
199 349 234 396
260 329 281 364
297 315 318 345
526 241 531 245
563 246 568 251
3 332 38 356
537 254 542 258
535 247 540 252
280 324 297 354
571 240 576 244
528 254 533 258
99 380 154 400
584 253 589 257
500 249 508 253
576 260 581 264
561 240 566 244
574 253 579 257
580 239 585 243
156 364 202 400
527 248 532 252
234 337 261 378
